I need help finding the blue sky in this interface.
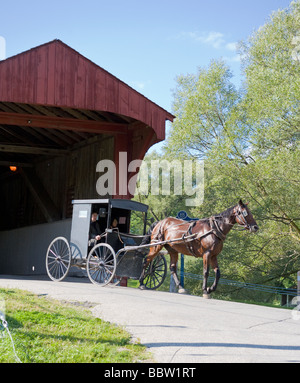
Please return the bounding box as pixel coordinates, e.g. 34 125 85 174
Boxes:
0 0 294 140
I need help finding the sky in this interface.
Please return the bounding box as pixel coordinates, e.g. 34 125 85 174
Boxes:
0 0 294 150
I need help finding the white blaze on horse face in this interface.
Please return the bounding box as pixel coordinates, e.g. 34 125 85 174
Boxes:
242 210 248 217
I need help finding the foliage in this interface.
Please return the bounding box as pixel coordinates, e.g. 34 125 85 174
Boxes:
134 150 195 223
135 2 300 300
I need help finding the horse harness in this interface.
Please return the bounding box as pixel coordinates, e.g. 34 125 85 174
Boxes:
209 217 227 241
181 217 226 257
181 221 198 257
151 216 227 257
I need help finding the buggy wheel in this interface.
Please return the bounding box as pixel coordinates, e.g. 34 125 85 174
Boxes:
144 254 167 290
46 237 71 281
86 243 116 286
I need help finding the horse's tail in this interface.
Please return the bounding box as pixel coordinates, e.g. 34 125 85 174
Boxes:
140 221 160 246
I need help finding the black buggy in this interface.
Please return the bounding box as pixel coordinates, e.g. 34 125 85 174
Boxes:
45 199 167 290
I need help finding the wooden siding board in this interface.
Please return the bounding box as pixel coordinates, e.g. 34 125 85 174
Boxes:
46 43 56 106
55 43 64 106
86 62 96 109
74 55 86 109
23 49 34 103
128 91 140 121
94 69 106 111
0 57 11 101
105 73 119 112
119 83 129 117
36 46 47 103
139 97 147 126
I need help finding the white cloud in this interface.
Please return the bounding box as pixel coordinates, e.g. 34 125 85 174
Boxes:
178 31 238 52
197 32 225 49
132 81 146 90
181 31 225 49
172 31 242 65
225 42 238 52
129 80 152 92
223 54 241 63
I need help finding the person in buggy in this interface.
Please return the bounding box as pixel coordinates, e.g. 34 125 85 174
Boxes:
89 212 102 247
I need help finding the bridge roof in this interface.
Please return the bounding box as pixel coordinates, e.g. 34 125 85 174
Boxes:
0 39 174 136
0 40 174 169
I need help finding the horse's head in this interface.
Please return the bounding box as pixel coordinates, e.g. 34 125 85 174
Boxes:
234 200 259 233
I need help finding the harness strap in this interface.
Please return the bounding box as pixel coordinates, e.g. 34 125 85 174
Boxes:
182 221 198 257
209 217 226 241
150 217 227 258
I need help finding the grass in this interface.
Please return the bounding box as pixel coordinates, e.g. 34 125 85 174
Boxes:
0 288 151 363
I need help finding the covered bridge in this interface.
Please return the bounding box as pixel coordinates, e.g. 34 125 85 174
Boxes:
0 40 174 275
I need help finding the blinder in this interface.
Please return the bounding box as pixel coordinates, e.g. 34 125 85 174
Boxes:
236 206 250 229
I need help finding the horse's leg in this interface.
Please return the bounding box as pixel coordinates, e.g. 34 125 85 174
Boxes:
139 245 162 289
166 246 187 294
207 257 220 294
202 251 211 297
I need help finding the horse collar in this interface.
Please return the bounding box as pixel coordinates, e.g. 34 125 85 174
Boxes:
209 217 226 241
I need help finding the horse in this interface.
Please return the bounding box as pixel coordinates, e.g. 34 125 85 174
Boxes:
139 200 259 297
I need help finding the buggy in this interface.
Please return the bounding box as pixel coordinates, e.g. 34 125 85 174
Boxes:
45 199 167 289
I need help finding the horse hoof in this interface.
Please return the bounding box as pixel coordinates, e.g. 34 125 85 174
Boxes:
203 293 211 299
178 288 188 295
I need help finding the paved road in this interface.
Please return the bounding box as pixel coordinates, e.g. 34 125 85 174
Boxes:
0 275 299 363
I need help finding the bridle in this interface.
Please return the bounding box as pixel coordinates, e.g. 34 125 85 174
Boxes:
234 206 251 230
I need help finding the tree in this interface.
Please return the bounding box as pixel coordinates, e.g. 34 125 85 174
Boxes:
168 60 244 162
134 150 195 223
238 0 300 243
164 1 300 296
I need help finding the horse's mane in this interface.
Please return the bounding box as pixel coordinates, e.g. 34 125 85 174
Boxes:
214 205 235 219
168 206 236 223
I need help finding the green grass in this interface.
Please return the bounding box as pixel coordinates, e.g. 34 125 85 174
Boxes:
0 288 151 363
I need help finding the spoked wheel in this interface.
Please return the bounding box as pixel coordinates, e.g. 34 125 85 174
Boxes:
86 243 116 286
46 237 71 282
143 254 167 290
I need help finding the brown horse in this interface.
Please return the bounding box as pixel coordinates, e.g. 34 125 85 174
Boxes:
139 200 259 296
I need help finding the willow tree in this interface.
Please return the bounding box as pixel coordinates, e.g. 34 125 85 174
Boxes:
165 1 300 291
